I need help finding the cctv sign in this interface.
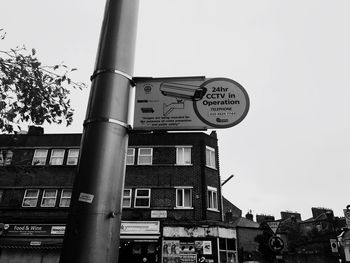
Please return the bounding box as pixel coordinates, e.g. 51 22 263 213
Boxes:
133 76 249 130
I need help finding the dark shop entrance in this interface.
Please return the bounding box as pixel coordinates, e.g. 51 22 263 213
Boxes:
119 240 160 263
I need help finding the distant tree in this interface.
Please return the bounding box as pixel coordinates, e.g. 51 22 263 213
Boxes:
254 223 276 262
0 29 86 133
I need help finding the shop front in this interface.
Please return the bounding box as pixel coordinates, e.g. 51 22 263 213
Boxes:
162 225 237 263
119 221 161 263
0 223 65 263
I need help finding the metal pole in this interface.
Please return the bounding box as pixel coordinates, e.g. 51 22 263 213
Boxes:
221 174 234 186
60 1 139 262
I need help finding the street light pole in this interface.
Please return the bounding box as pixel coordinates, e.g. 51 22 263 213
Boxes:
221 174 234 186
59 1 139 262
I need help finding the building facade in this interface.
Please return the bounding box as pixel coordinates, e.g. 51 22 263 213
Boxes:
0 130 237 263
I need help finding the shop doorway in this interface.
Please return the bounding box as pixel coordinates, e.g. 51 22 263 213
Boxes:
119 240 159 263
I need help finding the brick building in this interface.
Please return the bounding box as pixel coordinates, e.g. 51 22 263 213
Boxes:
0 130 238 263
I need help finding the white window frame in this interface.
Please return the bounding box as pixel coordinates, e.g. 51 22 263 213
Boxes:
207 186 219 211
134 188 151 208
41 189 58 207
67 149 79 165
176 146 192 165
59 189 72 207
137 148 153 165
126 148 135 165
205 146 216 169
49 149 65 165
22 189 40 207
175 187 193 208
122 188 132 208
219 238 237 263
32 149 48 165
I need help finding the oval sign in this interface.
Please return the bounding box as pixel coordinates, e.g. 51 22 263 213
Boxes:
193 78 250 128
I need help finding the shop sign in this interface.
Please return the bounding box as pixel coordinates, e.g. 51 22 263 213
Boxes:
120 221 160 235
195 241 212 255
5 224 66 236
180 254 197 263
133 76 249 131
151 210 167 218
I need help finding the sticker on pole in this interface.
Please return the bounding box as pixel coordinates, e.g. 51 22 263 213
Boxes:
133 76 249 130
78 193 94 204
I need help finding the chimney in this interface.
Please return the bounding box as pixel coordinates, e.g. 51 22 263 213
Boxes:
28 126 44 135
246 212 254 221
225 211 233 223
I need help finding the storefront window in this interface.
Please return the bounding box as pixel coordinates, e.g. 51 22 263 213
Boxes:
219 238 237 263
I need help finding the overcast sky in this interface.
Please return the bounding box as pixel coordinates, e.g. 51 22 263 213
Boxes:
2 0 349 220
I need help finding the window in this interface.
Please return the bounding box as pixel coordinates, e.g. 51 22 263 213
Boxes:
0 150 13 166
0 190 4 204
206 146 216 168
219 238 237 263
176 187 192 208
207 186 218 210
134 189 150 208
59 189 72 207
67 149 79 165
32 149 48 165
126 148 135 165
122 189 132 207
137 148 152 165
50 149 65 165
41 189 58 207
176 147 191 165
22 189 40 207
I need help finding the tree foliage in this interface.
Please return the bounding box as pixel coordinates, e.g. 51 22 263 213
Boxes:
0 29 86 133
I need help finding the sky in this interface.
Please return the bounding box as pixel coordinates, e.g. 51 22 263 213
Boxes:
1 0 350 220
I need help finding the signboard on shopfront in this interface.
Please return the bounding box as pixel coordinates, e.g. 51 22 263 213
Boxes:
133 76 249 130
120 221 160 235
4 224 65 236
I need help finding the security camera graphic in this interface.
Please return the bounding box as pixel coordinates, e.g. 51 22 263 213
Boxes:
160 82 207 116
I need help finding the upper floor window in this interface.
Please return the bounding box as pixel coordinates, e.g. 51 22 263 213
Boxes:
59 189 72 207
32 149 48 165
175 187 192 208
22 189 40 207
67 149 79 165
41 189 58 207
207 186 218 210
50 149 65 165
126 148 135 165
122 189 132 208
0 150 13 166
176 147 191 165
134 189 151 208
137 148 153 165
205 146 216 169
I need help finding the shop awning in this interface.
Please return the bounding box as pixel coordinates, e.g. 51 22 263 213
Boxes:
120 235 160 240
0 237 63 249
